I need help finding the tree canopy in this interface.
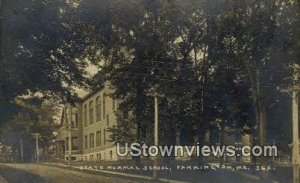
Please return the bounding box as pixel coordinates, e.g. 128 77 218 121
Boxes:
0 0 299 162
0 0 88 126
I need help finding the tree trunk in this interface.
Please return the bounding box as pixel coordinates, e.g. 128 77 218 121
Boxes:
248 69 268 180
248 69 266 146
133 71 145 164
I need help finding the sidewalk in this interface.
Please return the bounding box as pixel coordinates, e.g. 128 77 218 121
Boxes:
42 162 264 183
43 162 188 183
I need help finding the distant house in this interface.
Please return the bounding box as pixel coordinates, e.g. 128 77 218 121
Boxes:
0 144 13 163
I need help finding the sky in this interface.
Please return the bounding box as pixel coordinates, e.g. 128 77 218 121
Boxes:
74 63 98 97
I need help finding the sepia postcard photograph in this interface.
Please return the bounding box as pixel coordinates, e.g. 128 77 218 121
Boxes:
0 0 299 182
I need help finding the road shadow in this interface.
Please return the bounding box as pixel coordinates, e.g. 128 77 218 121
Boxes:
0 165 50 183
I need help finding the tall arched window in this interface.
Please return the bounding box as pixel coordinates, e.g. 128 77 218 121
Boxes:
84 104 87 127
89 101 94 125
65 107 70 127
103 93 106 119
103 130 106 145
71 107 78 128
96 97 101 122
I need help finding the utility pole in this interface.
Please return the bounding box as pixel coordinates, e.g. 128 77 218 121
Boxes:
146 85 161 180
292 64 300 183
36 133 39 163
154 93 158 150
20 139 23 163
153 93 159 179
272 140 275 163
68 126 72 167
32 133 40 163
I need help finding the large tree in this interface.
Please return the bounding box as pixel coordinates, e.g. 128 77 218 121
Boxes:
0 0 87 126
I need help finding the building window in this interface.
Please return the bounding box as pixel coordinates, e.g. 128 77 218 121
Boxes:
106 114 109 127
84 105 88 127
97 153 101 161
76 113 78 126
71 108 78 128
66 137 69 150
89 101 94 125
103 130 106 145
84 135 88 149
103 93 106 119
65 107 70 127
96 131 101 147
96 97 101 122
89 133 94 148
72 137 79 150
